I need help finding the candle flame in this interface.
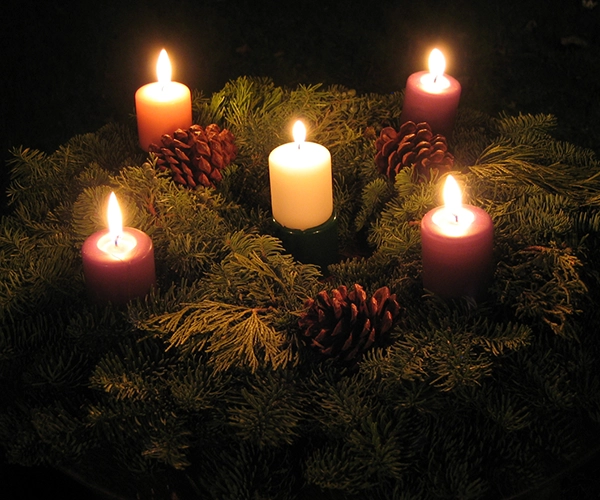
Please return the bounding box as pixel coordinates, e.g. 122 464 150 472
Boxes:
428 48 446 82
292 120 306 146
443 175 462 216
107 192 123 245
156 49 172 85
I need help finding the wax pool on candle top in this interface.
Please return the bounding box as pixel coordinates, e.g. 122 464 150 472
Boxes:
268 121 333 230
420 175 493 299
82 192 156 304
135 49 192 151
400 48 462 138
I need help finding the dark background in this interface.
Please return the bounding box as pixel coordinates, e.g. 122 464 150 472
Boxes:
1 0 600 497
2 0 599 167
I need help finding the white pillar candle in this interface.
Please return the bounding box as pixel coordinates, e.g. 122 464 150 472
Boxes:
268 121 333 230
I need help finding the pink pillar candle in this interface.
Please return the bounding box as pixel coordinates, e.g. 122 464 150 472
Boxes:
82 193 156 304
400 49 462 138
420 176 493 299
135 49 192 151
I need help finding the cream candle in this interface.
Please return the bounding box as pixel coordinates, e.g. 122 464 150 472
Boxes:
82 192 156 304
268 120 333 230
135 49 192 151
400 48 462 138
420 175 493 299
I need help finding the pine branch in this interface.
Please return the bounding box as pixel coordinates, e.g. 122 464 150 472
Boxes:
354 177 394 233
471 138 600 205
140 300 296 372
367 177 434 257
496 112 558 140
491 244 587 338
228 371 305 448
0 226 80 320
190 442 297 500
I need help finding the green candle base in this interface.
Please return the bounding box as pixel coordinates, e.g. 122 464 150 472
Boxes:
273 214 338 272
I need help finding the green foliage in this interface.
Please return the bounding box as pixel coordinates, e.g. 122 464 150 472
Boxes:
368 171 436 257
354 177 394 233
493 244 587 338
0 225 80 320
135 232 322 372
1 77 600 499
190 442 297 500
227 370 305 448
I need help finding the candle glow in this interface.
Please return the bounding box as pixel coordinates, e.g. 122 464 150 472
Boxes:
107 192 123 244
431 175 475 235
429 48 446 78
156 49 172 85
421 49 451 92
293 120 306 146
96 193 138 258
443 174 461 211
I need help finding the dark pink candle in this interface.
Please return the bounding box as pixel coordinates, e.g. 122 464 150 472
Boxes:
421 176 493 299
82 193 156 304
400 49 462 138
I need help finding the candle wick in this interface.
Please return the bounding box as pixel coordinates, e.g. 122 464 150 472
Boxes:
297 143 301 150
433 75 438 84
114 235 120 246
454 213 459 223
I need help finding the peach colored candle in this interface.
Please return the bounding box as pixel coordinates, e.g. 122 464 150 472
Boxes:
421 175 493 299
400 48 462 138
82 192 156 304
268 121 333 230
135 49 192 151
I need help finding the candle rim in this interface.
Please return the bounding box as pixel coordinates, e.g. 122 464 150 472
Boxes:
97 230 138 258
268 140 331 167
429 205 478 238
82 227 154 264
419 72 451 92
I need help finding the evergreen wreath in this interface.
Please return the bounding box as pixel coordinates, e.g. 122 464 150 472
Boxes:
1 76 600 499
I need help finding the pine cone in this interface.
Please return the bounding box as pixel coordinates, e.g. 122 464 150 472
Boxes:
375 121 454 183
149 124 237 189
298 284 401 362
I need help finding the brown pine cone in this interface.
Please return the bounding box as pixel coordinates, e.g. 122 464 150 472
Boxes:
149 124 237 189
375 121 454 183
298 284 401 362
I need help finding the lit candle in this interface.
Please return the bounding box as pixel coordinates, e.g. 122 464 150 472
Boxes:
268 120 333 230
420 175 493 299
135 49 192 151
400 48 462 138
82 192 156 304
